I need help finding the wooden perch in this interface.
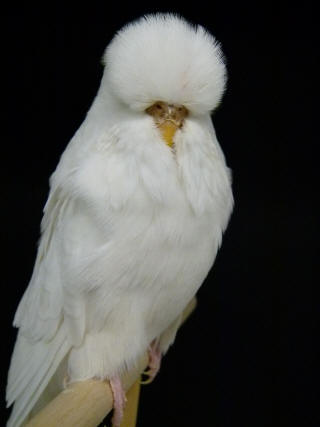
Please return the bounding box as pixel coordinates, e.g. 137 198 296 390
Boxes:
26 297 197 427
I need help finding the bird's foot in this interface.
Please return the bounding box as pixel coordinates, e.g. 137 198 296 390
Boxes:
110 376 127 427
141 339 162 384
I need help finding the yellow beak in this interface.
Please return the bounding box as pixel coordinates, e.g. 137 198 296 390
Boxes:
158 121 178 148
145 101 188 147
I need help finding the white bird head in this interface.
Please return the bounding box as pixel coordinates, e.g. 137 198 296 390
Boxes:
100 14 226 147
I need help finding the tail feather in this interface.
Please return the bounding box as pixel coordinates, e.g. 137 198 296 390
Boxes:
6 326 69 427
6 336 54 407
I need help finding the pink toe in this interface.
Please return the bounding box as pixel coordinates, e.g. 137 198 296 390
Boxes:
147 340 162 380
110 376 127 427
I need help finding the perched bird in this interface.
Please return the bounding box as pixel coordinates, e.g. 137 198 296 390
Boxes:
6 13 233 427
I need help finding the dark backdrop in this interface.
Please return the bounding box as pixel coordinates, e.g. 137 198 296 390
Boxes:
1 2 317 426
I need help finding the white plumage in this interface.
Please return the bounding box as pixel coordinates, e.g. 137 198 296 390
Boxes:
6 13 233 426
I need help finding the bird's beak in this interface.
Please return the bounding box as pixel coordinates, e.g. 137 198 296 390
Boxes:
146 102 188 148
158 121 179 148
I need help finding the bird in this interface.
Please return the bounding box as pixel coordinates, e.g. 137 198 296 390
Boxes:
6 13 234 427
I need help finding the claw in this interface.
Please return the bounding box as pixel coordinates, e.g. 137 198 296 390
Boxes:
140 340 162 385
140 369 155 385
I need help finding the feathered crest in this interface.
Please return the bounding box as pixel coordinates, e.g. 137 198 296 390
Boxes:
103 14 227 114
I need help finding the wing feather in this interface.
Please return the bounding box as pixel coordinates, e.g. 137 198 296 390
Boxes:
6 126 128 425
13 187 67 342
7 172 88 425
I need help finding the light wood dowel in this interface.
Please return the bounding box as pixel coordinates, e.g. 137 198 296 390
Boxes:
120 380 141 427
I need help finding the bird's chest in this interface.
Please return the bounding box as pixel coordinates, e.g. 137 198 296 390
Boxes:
110 162 217 290
109 184 215 336
78 147 222 336
110 155 214 248
98 140 221 266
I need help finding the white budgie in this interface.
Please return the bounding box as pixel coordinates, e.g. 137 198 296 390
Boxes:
6 13 233 427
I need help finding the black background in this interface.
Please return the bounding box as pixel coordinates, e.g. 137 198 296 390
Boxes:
1 2 318 426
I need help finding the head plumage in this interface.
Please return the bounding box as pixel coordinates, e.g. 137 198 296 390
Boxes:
103 14 227 115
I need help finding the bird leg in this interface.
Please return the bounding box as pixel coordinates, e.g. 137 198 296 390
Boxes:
110 375 127 427
141 339 162 384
